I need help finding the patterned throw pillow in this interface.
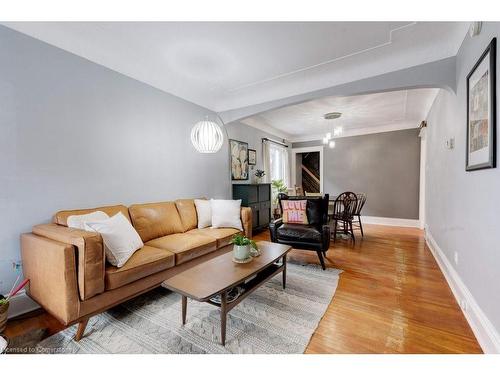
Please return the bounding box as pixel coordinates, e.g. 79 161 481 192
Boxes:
282 200 308 224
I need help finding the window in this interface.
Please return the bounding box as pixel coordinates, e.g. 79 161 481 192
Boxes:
266 141 289 187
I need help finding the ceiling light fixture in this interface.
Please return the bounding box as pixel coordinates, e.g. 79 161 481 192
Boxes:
324 112 342 120
190 115 232 197
323 112 342 147
190 118 224 153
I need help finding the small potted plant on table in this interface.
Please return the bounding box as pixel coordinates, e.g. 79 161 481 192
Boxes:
230 234 260 263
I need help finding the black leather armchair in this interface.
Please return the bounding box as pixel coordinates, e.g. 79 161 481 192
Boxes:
269 193 330 269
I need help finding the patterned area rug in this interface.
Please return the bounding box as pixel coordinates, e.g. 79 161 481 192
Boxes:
37 263 341 354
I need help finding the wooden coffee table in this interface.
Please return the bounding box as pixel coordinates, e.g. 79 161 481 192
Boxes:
162 241 292 345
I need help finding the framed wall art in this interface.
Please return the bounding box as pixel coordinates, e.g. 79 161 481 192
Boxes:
248 149 257 165
230 139 249 180
466 38 496 171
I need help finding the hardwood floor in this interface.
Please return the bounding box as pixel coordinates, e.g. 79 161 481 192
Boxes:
4 224 482 353
254 225 482 353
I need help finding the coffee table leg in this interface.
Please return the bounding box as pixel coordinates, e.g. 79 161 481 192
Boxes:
282 254 287 289
182 295 187 325
220 291 227 346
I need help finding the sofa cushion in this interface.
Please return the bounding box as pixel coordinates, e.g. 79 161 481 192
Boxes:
105 245 175 290
175 199 198 232
54 205 130 226
129 201 184 242
188 227 240 248
277 223 322 243
146 233 217 265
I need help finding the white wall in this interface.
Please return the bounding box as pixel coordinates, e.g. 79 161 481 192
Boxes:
425 22 500 352
0 26 229 299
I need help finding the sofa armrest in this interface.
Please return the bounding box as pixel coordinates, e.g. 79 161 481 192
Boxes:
32 223 105 301
321 224 331 251
240 207 252 238
21 233 80 324
269 218 283 242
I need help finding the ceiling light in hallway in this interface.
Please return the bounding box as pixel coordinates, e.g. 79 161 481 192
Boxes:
324 112 342 120
323 112 342 145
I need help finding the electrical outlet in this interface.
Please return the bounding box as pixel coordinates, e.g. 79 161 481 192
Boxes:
454 252 459 266
445 137 455 149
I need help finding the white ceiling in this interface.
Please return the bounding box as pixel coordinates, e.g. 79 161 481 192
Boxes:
241 88 439 142
3 22 467 112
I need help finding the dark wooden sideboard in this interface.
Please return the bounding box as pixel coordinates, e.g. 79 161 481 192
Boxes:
232 183 271 232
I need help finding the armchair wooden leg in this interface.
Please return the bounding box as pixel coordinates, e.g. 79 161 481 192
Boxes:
316 251 326 270
75 318 89 341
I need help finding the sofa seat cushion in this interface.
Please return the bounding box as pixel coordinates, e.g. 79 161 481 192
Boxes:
277 223 322 243
105 245 175 290
146 233 217 265
187 227 241 248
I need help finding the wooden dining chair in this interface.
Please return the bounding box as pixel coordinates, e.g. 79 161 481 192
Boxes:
331 192 358 243
352 193 367 237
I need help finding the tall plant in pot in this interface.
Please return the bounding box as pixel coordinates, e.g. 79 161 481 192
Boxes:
0 277 29 333
0 296 9 333
230 234 259 262
271 179 288 218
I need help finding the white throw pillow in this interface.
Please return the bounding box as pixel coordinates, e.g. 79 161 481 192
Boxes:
211 199 243 231
67 211 109 229
85 212 144 268
194 199 212 229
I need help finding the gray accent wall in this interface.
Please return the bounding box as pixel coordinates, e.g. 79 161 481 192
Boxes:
425 22 500 340
293 128 421 219
0 26 228 295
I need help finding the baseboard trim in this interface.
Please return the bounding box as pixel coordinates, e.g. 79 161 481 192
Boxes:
425 230 500 354
362 216 420 228
7 290 39 319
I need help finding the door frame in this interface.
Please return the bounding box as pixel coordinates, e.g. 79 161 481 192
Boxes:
291 146 324 193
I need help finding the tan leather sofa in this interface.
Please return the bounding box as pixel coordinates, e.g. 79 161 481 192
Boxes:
20 199 252 340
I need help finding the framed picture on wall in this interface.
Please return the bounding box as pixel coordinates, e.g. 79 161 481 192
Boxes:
230 139 249 180
248 149 257 165
466 37 496 171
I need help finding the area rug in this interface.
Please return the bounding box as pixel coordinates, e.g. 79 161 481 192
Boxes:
37 263 341 354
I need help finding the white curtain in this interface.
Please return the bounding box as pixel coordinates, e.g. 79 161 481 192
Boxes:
263 140 289 187
262 140 272 183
